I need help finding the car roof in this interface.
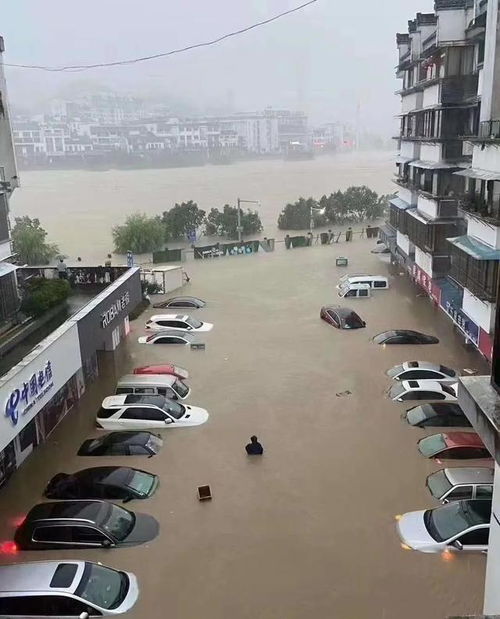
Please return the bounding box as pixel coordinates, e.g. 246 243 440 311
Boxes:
72 466 136 484
167 296 203 303
24 500 104 523
444 467 494 485
146 330 194 339
103 394 166 407
443 432 485 448
413 403 463 415
150 314 189 321
402 361 442 371
0 561 85 593
323 306 359 318
346 275 386 281
400 380 450 391
101 431 153 445
118 374 177 387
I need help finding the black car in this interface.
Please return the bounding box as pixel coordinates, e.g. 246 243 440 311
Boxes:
320 306 366 329
152 296 205 309
44 467 159 502
78 432 163 457
14 500 159 550
373 330 439 345
404 403 472 428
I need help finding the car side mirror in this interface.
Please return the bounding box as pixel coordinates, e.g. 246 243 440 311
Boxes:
362 321 366 327
79 613 89 619
397 398 403 402
452 540 463 550
101 539 112 548
165 418 173 424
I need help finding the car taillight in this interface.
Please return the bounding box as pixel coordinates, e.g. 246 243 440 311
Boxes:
0 541 18 555
10 515 26 527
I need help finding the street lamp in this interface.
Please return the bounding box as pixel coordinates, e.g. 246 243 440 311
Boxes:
237 198 260 243
310 205 326 233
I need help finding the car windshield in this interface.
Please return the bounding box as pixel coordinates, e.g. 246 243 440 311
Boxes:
76 563 127 610
425 501 489 542
127 470 156 496
185 317 202 328
146 434 163 453
387 365 404 378
442 384 456 396
162 399 185 419
344 312 364 328
426 470 452 499
419 434 447 456
374 331 395 344
390 384 406 399
406 407 427 425
100 503 135 541
173 380 189 398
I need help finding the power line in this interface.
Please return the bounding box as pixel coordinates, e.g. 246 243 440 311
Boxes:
2 0 319 73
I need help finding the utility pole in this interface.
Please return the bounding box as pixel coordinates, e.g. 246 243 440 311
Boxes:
236 198 260 243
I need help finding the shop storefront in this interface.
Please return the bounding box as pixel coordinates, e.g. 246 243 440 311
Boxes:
0 322 83 488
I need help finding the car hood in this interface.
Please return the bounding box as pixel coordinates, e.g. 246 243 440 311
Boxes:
122 512 160 546
115 570 139 614
397 510 436 551
181 405 209 426
195 322 213 332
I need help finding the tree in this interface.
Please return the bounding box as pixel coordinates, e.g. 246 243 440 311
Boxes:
11 216 59 265
277 197 325 230
162 200 206 240
112 213 165 254
20 278 70 318
204 205 262 238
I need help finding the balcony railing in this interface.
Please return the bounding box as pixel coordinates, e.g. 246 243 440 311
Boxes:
477 119 500 140
460 192 500 224
449 260 498 302
441 75 479 104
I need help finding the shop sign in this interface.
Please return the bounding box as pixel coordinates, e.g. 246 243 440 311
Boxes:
412 264 432 295
101 291 130 328
443 300 479 345
4 361 54 426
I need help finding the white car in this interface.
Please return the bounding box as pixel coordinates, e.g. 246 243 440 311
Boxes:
145 314 213 332
397 499 491 553
387 361 457 382
138 330 198 345
389 380 457 402
96 394 209 429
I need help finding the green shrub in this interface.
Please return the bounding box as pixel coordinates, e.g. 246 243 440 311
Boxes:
21 278 70 318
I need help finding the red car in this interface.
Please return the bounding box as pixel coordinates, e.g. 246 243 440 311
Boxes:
418 432 490 460
133 364 189 379
320 306 366 330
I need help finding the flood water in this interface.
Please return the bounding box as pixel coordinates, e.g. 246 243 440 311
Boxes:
9 151 394 263
0 237 490 618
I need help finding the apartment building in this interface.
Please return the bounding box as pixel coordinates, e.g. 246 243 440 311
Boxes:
385 0 500 361
0 36 19 330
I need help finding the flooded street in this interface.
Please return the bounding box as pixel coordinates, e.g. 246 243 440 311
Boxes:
9 151 394 262
0 237 490 618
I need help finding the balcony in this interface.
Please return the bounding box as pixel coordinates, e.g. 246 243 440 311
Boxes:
441 75 479 104
459 193 500 225
406 210 461 254
467 120 500 142
448 237 500 302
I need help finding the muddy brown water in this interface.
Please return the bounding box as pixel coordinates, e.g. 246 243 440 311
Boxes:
9 151 394 263
0 238 490 618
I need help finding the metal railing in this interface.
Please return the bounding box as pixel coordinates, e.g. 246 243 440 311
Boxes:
479 120 500 139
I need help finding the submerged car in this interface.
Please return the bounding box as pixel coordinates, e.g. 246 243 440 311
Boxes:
397 499 491 553
426 468 494 503
374 330 439 345
403 403 471 428
14 499 159 550
371 244 390 254
96 394 209 429
133 363 189 379
387 361 457 382
0 560 138 616
78 431 163 457
152 296 206 309
145 314 213 333
137 330 198 345
417 432 490 460
44 466 159 502
389 380 457 402
320 306 366 329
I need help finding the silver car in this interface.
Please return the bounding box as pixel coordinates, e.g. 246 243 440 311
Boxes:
0 560 138 617
397 499 491 553
387 361 457 382
426 468 494 503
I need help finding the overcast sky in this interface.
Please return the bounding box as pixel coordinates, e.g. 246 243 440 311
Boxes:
2 0 433 133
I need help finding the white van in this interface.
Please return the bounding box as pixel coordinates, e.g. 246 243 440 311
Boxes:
337 275 389 290
116 374 190 400
338 283 371 298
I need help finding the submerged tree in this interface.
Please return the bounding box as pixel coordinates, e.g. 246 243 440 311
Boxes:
204 204 262 238
112 213 165 254
11 216 59 265
277 197 326 230
162 200 206 240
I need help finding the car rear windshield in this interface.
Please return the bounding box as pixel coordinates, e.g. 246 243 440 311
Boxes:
387 365 404 378
76 563 128 610
146 434 163 454
406 407 427 425
439 365 455 377
419 434 447 456
173 380 189 398
390 384 406 399
99 503 135 541
426 470 452 499
127 470 156 496
344 312 364 328
425 501 491 542
407 361 419 368
374 332 395 344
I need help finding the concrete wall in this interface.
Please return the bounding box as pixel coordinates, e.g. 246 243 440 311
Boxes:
462 288 494 332
397 231 411 255
415 246 433 276
417 194 438 219
480 0 500 121
437 8 467 42
420 143 441 161
467 215 500 248
484 461 500 614
422 83 440 108
397 187 416 205
401 92 419 113
400 141 419 159
474 144 500 172
0 238 12 261
0 38 18 189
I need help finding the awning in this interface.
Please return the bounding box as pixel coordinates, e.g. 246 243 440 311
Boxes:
378 223 396 240
454 167 500 181
395 155 413 164
409 160 459 170
447 235 500 260
406 208 430 224
389 197 412 210
0 262 17 277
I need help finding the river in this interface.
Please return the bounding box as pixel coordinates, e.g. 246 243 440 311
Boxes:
9 151 394 264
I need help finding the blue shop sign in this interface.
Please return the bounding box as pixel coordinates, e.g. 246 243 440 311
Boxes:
4 361 54 426
443 301 479 345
